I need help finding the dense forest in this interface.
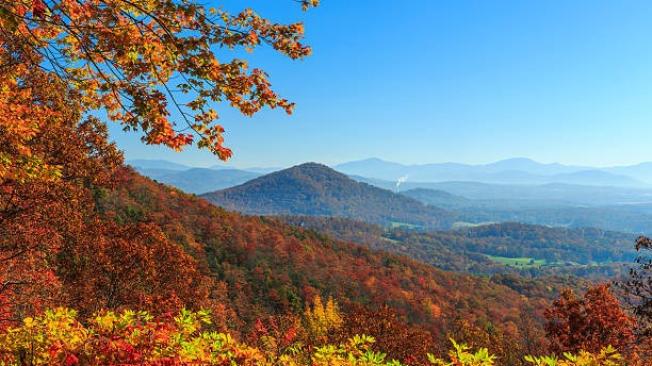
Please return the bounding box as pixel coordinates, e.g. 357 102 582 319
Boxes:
4 157 641 364
2 0 652 365
202 163 453 230
281 217 636 279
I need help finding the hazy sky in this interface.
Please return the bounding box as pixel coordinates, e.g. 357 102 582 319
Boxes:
109 0 652 169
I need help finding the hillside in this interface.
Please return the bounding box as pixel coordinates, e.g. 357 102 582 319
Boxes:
281 216 636 278
201 163 453 229
99 169 554 352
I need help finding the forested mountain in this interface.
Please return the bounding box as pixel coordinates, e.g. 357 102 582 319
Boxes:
100 169 554 356
202 163 454 229
5 0 651 362
127 161 652 235
192 163 652 235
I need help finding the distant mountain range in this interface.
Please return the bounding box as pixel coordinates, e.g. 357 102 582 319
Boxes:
129 158 652 194
136 167 261 194
354 177 652 207
334 157 652 187
130 159 652 233
201 163 453 229
128 159 194 171
128 160 264 194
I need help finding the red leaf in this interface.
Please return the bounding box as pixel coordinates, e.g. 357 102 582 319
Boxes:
64 354 79 366
32 0 46 19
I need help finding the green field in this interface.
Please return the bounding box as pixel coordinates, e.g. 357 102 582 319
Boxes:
485 255 546 268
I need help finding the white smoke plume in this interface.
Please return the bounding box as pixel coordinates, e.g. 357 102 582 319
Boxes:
395 175 408 192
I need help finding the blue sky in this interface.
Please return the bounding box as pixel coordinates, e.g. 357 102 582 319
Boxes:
109 0 652 168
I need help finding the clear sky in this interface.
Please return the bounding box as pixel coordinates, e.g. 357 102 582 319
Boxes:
109 0 652 169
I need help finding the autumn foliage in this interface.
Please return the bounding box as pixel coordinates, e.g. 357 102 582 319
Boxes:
0 304 629 366
0 0 316 160
0 0 317 329
0 70 218 327
544 284 636 356
0 0 647 365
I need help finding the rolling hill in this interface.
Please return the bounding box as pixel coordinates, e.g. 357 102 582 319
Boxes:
281 216 636 278
400 188 471 209
201 163 454 229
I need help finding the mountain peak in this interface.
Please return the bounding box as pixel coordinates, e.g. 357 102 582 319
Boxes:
274 162 351 184
291 161 333 170
201 163 451 229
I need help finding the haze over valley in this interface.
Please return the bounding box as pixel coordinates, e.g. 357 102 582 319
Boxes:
131 157 652 235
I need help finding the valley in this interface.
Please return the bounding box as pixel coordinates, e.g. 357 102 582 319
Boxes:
129 159 643 280
3 2 650 363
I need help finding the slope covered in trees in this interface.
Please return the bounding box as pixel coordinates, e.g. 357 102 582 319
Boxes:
3 0 651 363
202 163 454 229
0 164 555 363
457 223 635 263
282 217 636 278
1 140 554 362
109 169 545 333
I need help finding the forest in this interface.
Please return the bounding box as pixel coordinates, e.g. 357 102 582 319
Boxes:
202 163 453 230
1 0 652 365
281 216 637 278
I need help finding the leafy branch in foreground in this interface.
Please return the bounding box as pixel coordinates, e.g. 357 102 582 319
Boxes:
1 0 317 162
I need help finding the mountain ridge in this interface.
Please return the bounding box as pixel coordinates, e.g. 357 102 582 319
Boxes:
201 162 453 229
128 158 652 187
135 167 261 194
335 157 648 186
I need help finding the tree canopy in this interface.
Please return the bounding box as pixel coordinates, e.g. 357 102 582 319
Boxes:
0 0 316 179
